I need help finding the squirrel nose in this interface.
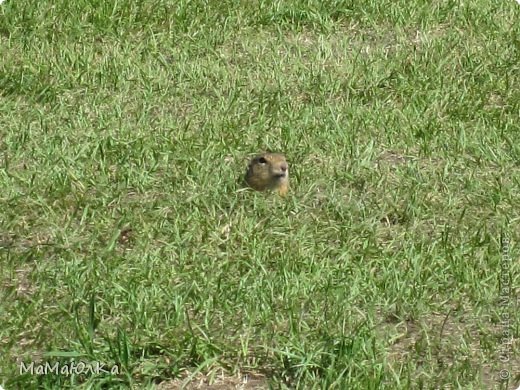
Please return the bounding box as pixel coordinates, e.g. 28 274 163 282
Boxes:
280 164 288 172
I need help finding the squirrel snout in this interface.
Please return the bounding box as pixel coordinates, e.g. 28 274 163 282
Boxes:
274 163 288 178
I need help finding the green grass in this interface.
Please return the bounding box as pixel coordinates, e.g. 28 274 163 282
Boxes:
1 0 519 388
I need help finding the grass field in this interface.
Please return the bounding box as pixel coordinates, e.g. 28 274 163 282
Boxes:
1 0 519 388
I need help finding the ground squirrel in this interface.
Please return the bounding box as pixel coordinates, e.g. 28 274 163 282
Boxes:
245 152 289 196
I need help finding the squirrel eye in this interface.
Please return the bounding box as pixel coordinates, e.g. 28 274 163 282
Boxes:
258 157 268 164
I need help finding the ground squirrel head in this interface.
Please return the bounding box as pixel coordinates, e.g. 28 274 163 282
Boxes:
245 152 289 196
